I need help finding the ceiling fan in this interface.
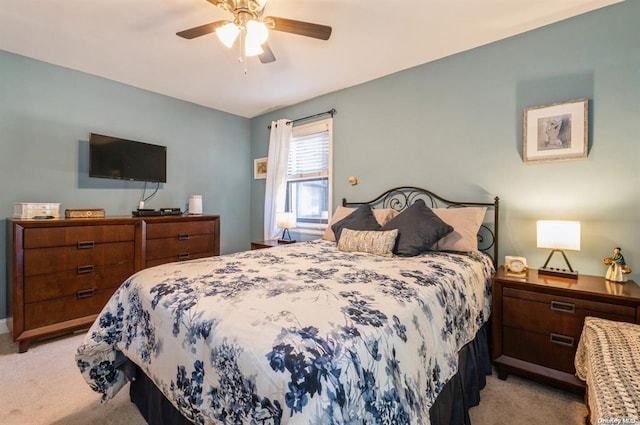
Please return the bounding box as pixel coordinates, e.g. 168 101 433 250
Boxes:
177 0 332 64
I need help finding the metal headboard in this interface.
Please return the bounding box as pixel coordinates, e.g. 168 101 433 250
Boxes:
342 186 500 268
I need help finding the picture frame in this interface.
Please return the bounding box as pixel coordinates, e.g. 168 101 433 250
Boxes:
254 157 267 179
523 98 588 163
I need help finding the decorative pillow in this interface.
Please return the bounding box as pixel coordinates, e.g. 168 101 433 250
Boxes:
380 199 454 256
431 207 487 252
322 206 399 242
331 204 381 242
337 228 399 257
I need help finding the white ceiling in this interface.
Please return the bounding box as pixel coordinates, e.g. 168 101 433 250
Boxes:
0 0 622 118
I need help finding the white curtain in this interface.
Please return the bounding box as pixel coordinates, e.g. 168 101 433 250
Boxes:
264 119 292 240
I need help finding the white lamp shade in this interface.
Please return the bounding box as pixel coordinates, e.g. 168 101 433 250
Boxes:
216 22 240 48
244 20 268 56
276 212 296 229
246 20 268 46
536 220 581 250
244 39 264 56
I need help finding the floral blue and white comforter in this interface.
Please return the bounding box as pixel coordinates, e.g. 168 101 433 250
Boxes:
76 239 493 425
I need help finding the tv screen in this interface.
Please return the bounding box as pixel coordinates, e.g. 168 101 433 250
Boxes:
89 133 167 183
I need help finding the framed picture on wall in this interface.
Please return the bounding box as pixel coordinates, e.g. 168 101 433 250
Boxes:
254 157 267 179
523 98 588 163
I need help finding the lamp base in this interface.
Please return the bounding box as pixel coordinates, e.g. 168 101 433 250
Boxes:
277 239 296 244
538 267 579 279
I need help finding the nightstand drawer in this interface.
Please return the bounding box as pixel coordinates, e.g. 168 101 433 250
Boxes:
503 289 635 337
503 327 577 373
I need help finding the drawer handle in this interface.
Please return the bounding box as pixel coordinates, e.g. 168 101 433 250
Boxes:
77 288 95 299
550 333 575 348
178 233 191 240
550 300 575 314
77 241 95 249
178 252 191 260
77 265 95 274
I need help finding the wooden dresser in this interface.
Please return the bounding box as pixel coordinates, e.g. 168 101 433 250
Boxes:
7 214 220 352
492 267 640 394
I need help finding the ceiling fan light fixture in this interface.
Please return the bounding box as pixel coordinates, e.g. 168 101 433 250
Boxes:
248 0 268 12
244 38 264 56
216 22 240 48
246 20 268 46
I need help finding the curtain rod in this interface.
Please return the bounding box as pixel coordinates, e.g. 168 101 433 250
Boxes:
267 108 336 129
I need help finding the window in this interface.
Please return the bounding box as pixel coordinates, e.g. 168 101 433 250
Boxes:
285 118 332 233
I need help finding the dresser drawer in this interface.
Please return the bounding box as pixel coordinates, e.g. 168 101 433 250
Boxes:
145 235 215 262
145 252 214 268
24 241 134 276
24 263 134 303
24 224 135 248
146 220 215 239
24 288 116 330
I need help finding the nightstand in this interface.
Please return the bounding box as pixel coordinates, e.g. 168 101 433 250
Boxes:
250 239 296 250
491 266 640 394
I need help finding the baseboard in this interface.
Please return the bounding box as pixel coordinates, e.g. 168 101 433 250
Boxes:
0 318 8 335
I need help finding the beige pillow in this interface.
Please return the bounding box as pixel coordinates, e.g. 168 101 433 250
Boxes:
431 207 487 252
337 228 399 257
322 206 399 242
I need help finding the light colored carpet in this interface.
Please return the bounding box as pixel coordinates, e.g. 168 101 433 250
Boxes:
0 331 587 424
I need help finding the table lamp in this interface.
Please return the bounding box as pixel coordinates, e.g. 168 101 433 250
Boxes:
537 220 580 279
276 212 296 242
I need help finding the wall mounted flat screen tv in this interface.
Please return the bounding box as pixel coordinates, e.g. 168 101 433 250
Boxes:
89 133 167 183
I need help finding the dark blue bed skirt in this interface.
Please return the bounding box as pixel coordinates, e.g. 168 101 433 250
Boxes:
127 323 492 425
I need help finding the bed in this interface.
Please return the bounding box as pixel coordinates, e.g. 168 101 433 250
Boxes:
76 186 500 425
575 316 640 424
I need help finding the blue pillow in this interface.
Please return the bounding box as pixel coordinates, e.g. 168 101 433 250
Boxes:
331 204 381 242
380 199 453 256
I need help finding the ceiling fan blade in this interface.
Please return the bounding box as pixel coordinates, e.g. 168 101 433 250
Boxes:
177 20 227 39
259 43 276 64
265 16 332 40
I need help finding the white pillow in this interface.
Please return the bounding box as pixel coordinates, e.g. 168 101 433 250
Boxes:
322 206 399 242
431 207 487 252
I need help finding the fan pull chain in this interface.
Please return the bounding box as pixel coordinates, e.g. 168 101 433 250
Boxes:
238 30 248 75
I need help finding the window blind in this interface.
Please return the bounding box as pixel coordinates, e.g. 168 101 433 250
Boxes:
287 125 329 179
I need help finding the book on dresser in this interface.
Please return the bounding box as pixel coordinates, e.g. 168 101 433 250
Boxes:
6 214 220 353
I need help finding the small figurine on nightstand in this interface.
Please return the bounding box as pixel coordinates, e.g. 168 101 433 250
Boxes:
603 247 631 283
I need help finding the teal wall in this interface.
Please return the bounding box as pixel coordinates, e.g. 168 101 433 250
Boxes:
251 1 640 281
0 51 251 320
2 1 639 323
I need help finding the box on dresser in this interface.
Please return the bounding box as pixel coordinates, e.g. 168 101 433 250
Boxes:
64 208 106 219
491 266 640 394
7 214 220 353
13 202 60 219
